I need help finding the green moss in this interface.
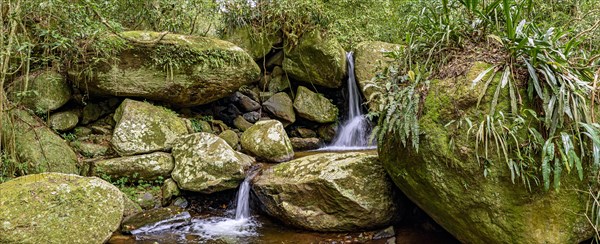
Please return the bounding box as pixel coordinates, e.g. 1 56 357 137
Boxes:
293 86 338 123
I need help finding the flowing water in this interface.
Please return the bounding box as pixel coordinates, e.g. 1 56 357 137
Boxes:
321 52 376 151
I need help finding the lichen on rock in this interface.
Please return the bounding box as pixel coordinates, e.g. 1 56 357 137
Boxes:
240 120 294 162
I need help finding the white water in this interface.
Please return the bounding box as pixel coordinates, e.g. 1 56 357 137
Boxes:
321 52 375 151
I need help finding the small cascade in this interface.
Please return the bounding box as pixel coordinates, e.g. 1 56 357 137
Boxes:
323 52 375 150
235 170 259 220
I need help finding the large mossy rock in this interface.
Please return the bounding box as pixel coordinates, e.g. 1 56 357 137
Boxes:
8 70 71 114
283 31 346 88
240 120 294 163
171 132 255 193
253 152 401 231
379 62 593 243
111 99 188 156
223 26 281 60
293 86 338 123
70 31 260 107
93 152 174 181
262 92 296 125
48 110 79 132
353 41 402 112
0 173 124 244
1 108 78 174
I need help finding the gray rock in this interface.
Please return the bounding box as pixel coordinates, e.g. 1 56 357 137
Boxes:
263 92 296 125
93 152 174 181
48 110 79 132
240 120 294 163
243 111 261 123
290 137 321 151
233 115 253 132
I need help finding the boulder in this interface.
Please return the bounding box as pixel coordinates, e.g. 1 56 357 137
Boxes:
71 141 111 158
283 30 346 88
70 31 260 107
295 127 317 138
253 152 401 231
260 67 290 93
379 62 594 243
81 98 120 125
243 111 260 123
0 173 124 244
262 92 295 125
121 206 187 233
233 115 253 131
8 70 71 113
93 152 174 181
48 110 79 132
161 179 181 206
236 92 261 112
293 86 338 123
1 108 78 174
111 99 188 156
240 120 294 162
223 26 281 60
290 137 321 151
353 41 402 112
219 130 240 148
171 133 255 193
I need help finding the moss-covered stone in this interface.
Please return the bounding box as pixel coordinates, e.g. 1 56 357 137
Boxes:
379 62 594 244
123 194 143 218
48 110 79 132
233 115 253 131
240 120 294 163
317 123 338 142
260 66 290 93
293 86 338 123
171 133 255 193
0 173 124 244
262 92 296 125
219 129 239 148
161 178 181 207
93 152 174 181
1 108 78 174
8 70 71 114
69 31 260 107
353 41 402 112
71 140 111 158
111 99 188 156
253 152 401 231
121 206 187 233
223 26 281 60
290 137 321 151
283 30 346 88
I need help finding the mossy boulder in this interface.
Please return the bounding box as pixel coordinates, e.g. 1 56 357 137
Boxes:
70 31 260 107
353 41 402 112
253 152 401 231
379 62 594 243
262 92 296 125
111 99 188 156
171 133 255 193
1 108 78 174
48 110 79 132
223 26 281 60
283 30 346 88
71 141 111 158
0 173 124 244
93 152 174 181
293 86 338 123
240 120 294 163
8 70 71 114
219 129 239 148
290 137 321 151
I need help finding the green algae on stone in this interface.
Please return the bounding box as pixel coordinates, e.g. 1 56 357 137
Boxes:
283 30 346 88
353 41 402 112
1 108 79 174
48 110 79 132
379 62 594 244
253 152 401 231
219 129 240 148
71 140 111 158
93 152 174 181
171 132 255 193
0 173 124 244
161 178 181 206
240 120 294 163
293 86 338 123
111 99 188 156
69 31 260 107
8 70 71 114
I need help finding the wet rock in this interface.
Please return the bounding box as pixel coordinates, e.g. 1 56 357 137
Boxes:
318 123 338 142
373 226 395 240
263 92 295 125
253 152 401 231
48 110 79 132
121 206 188 233
236 91 261 112
296 127 317 138
293 86 338 123
243 111 261 123
136 192 159 210
111 99 188 156
290 137 321 151
0 173 124 244
161 179 181 207
123 195 143 219
1 108 78 174
171 133 255 193
233 115 253 131
93 152 174 181
283 30 346 88
70 31 260 107
241 120 294 163
7 69 71 113
219 129 240 148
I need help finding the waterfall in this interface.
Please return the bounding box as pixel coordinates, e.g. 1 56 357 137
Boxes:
324 52 375 150
234 171 257 220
